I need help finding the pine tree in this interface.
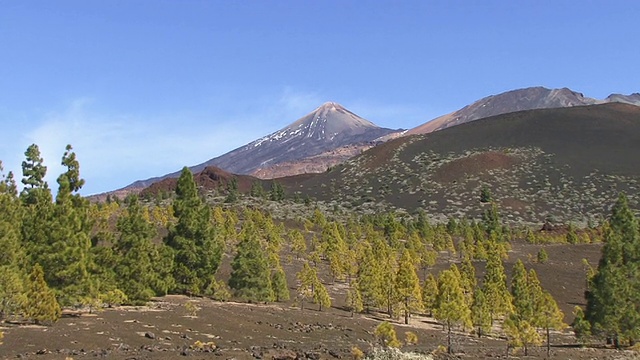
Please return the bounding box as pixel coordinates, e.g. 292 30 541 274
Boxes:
313 280 331 311
374 322 401 348
271 266 290 302
166 167 223 295
296 262 317 310
586 193 640 346
422 273 438 317
20 144 50 205
346 281 364 317
482 245 512 325
395 249 423 324
0 164 26 320
269 181 285 201
537 290 566 357
459 255 476 306
507 260 541 356
250 180 265 198
43 145 95 305
572 306 591 345
228 225 273 302
24 264 61 325
113 195 165 303
471 287 491 337
357 243 384 312
435 267 471 354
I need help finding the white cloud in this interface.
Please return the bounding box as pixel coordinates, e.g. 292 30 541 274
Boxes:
4 88 424 195
12 89 326 195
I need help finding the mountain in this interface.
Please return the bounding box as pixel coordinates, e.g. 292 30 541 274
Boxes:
407 87 640 135
126 102 402 189
296 103 640 224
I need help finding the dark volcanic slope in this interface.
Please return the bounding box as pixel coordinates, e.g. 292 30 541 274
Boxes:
408 87 640 135
298 103 640 224
127 102 400 189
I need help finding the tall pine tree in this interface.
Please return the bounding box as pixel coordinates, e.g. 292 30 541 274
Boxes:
165 167 223 295
586 193 640 347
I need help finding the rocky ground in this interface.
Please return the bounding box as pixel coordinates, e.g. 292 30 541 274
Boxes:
2 242 639 360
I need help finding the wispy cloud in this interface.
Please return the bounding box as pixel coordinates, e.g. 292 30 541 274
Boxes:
4 88 427 195
10 88 327 195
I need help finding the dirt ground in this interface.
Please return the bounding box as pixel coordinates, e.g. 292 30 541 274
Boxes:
2 242 639 360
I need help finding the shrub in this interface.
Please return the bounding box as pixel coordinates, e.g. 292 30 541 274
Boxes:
537 248 548 263
375 322 401 348
404 331 418 345
184 301 199 317
351 346 365 360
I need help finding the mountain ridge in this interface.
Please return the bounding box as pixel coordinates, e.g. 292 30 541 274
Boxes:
408 86 640 135
125 102 402 189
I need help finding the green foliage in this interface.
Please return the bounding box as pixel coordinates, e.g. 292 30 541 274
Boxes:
537 248 548 263
229 225 274 302
100 289 128 307
375 321 401 348
271 266 290 302
404 331 418 346
538 290 567 356
471 287 491 337
421 273 438 317
184 301 199 316
24 264 61 325
20 144 50 205
503 315 541 355
225 177 239 203
358 243 385 312
313 279 331 311
481 245 512 323
435 266 471 354
250 181 265 198
395 249 423 324
572 306 591 344
269 181 285 201
37 145 95 306
296 262 316 310
586 193 640 346
479 186 492 203
166 167 223 295
346 281 364 316
206 278 232 302
0 266 26 320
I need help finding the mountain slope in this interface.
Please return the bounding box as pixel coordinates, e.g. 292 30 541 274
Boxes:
297 103 640 224
408 87 640 135
127 102 401 189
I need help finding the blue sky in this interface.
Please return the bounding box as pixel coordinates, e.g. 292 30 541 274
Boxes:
1 1 639 195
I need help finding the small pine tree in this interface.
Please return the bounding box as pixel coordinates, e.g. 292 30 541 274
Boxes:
375 322 401 348
271 267 290 302
435 267 472 354
572 306 591 345
422 273 438 317
471 287 492 337
404 331 419 345
229 229 274 302
395 249 423 324
537 248 549 263
313 281 331 311
25 264 61 325
346 283 364 317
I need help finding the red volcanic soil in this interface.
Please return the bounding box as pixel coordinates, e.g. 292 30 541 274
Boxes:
433 151 519 183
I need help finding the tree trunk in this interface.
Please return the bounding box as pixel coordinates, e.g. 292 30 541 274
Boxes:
546 326 551 357
404 298 409 324
447 321 452 354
